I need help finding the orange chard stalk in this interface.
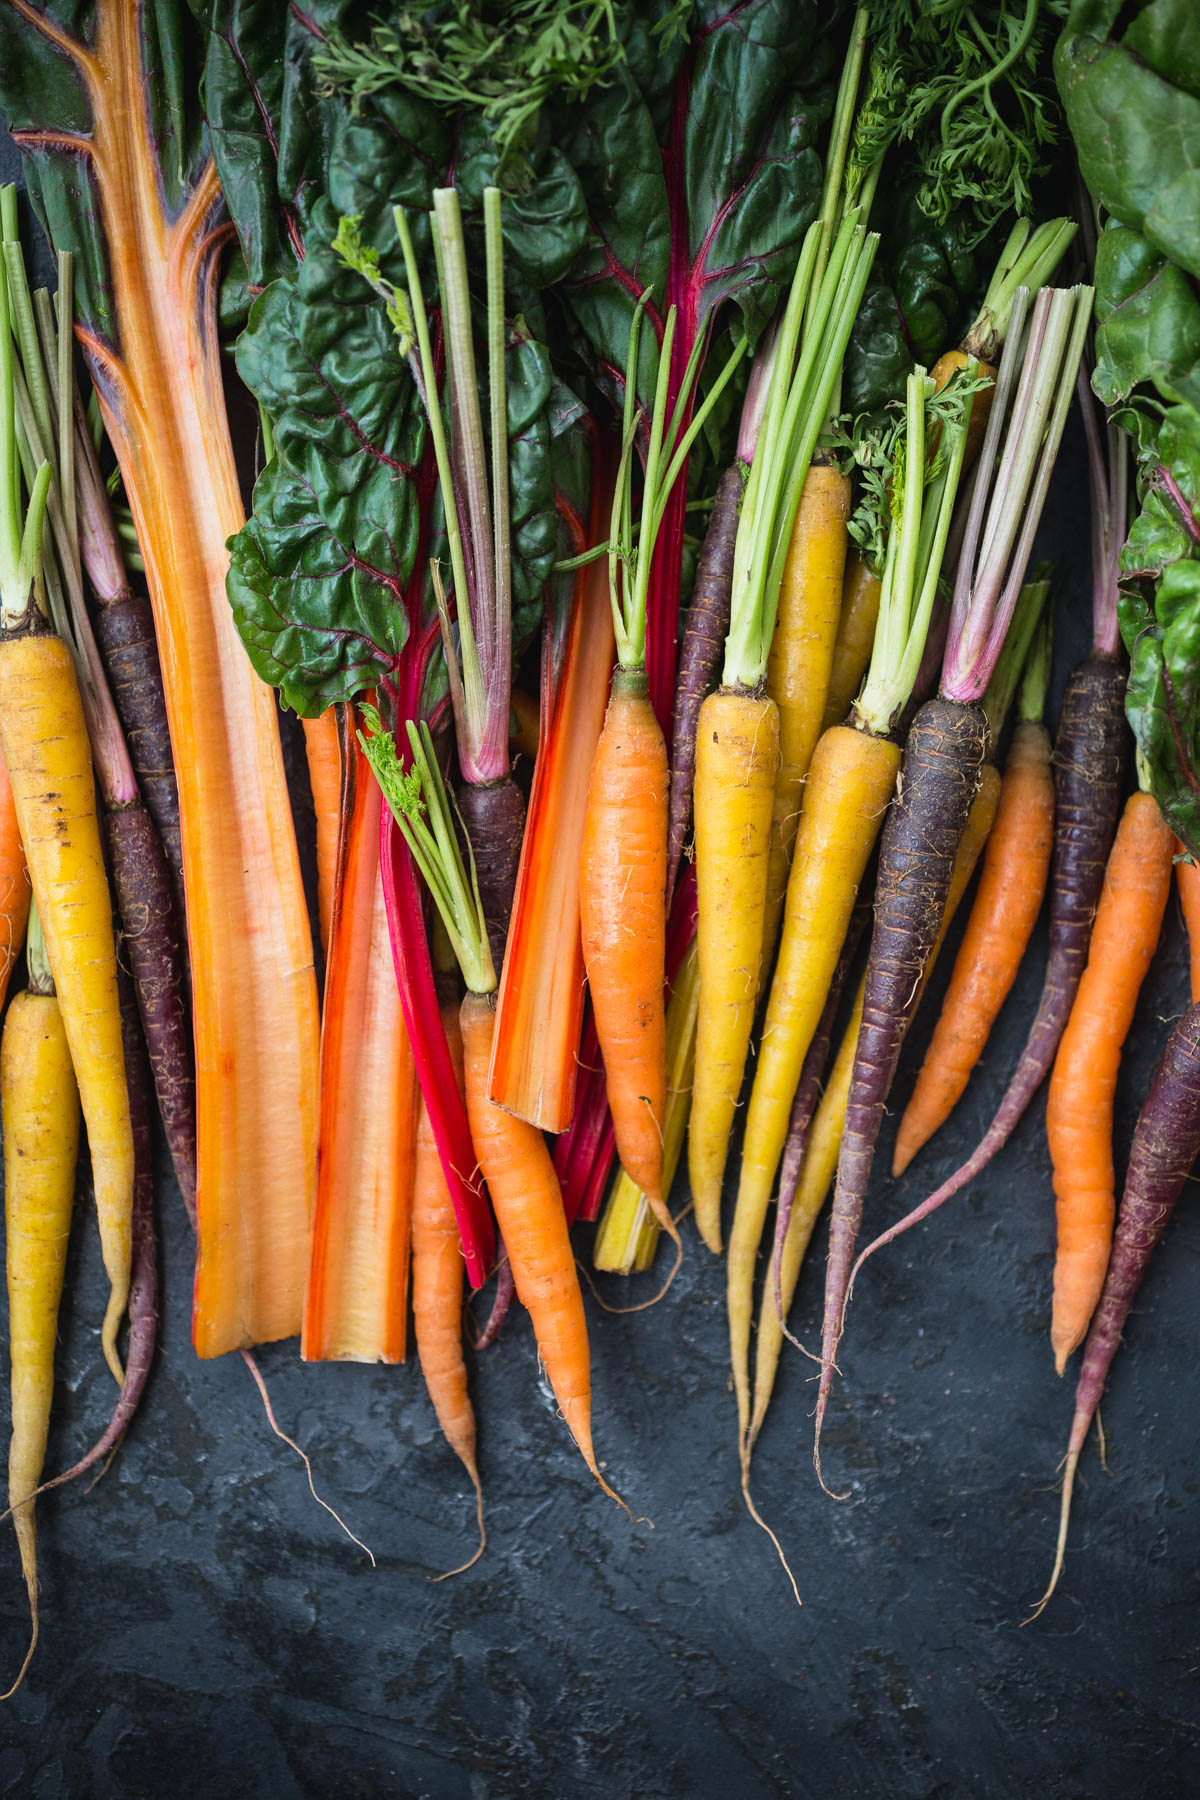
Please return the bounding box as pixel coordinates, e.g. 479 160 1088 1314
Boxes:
303 710 343 959
487 476 614 1132
303 711 416 1363
7 0 318 1355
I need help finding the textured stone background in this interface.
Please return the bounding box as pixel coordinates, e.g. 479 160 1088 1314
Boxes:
1 137 1198 1800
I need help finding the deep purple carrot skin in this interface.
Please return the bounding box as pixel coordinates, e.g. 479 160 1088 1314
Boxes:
1032 1001 1200 1615
770 896 872 1322
667 465 743 895
92 590 185 919
455 773 527 977
104 802 197 1224
815 697 988 1487
36 970 159 1497
849 653 1129 1273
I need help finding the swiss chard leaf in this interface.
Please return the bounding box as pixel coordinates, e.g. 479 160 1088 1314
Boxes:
1117 405 1200 856
845 183 983 415
1092 224 1200 412
1056 0 1200 279
0 0 210 345
229 196 574 715
555 0 837 410
195 0 341 293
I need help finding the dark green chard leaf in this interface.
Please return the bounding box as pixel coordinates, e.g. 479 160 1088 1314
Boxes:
195 0 591 305
1117 407 1200 856
845 183 983 414
1056 0 1200 279
194 0 342 293
1122 406 1200 582
556 0 836 410
1092 224 1200 412
228 196 575 715
0 0 209 343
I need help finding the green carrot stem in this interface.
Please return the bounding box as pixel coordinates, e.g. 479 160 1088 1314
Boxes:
361 710 495 998
981 574 1050 749
24 899 53 998
1017 603 1053 725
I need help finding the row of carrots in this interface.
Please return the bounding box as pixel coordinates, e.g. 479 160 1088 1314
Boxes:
1 3 1197 1693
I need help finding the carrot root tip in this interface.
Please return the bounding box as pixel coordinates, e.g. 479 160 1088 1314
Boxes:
241 1352 376 1565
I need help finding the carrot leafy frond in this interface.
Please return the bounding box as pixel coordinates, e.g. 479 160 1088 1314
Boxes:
360 708 495 998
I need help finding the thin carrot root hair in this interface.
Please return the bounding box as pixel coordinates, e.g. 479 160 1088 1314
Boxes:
240 1352 375 1565
577 1217 683 1315
0 1595 37 1703
740 1462 802 1608
1022 1450 1080 1625
429 1469 486 1582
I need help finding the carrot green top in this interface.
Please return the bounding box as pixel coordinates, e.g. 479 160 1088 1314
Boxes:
851 363 982 738
721 209 878 693
0 186 50 630
605 291 747 673
361 710 495 1000
942 283 1093 705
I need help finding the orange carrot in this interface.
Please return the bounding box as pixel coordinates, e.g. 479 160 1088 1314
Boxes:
580 669 671 1226
1176 846 1200 1003
509 688 540 762
370 719 619 1497
1047 790 1174 1373
461 991 612 1489
893 718 1055 1175
413 992 484 1572
0 741 29 1012
302 709 342 958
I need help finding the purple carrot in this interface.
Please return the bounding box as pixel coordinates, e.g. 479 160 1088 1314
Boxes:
849 657 1127 1274
72 381 186 923
846 361 1130 1279
666 464 743 894
30 968 158 1497
475 1254 516 1350
1029 1001 1200 1618
91 588 184 917
812 285 1093 1490
103 803 196 1222
815 698 988 1490
769 894 872 1330
455 774 527 978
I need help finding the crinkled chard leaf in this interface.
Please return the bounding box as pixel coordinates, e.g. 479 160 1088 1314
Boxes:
194 0 341 294
229 196 575 715
1092 224 1200 413
1056 0 1200 280
0 0 209 344
845 185 982 415
555 0 836 407
1118 406 1200 857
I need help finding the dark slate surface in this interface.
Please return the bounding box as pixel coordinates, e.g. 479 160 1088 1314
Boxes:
2 137 1199 1800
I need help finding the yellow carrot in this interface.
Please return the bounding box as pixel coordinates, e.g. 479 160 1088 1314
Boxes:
761 462 851 971
3 904 80 1698
728 722 899 1437
749 973 863 1452
0 628 133 1381
821 554 882 734
690 688 779 1251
